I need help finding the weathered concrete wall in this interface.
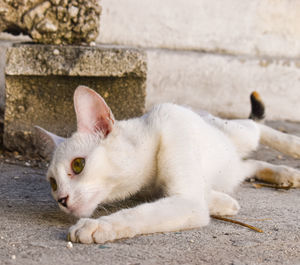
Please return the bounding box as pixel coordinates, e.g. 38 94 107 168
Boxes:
4 44 147 153
146 50 300 120
97 0 300 121
0 41 10 114
98 0 300 58
0 34 30 113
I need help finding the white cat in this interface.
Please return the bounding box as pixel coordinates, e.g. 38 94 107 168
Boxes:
36 86 300 244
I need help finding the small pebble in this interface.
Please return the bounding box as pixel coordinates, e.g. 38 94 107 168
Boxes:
189 239 194 243
67 241 73 249
11 255 16 260
0 236 4 239
99 245 110 249
53 49 60 55
277 155 282 159
24 162 31 167
89 41 96 46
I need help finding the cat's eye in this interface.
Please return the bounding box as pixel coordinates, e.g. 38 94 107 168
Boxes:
49 177 57 191
71 157 85 175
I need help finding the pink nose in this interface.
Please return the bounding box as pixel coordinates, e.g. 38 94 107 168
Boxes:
58 195 69 208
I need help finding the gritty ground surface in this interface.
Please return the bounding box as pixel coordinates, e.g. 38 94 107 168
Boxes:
0 121 300 265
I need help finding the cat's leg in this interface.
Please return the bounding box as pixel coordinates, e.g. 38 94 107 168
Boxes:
208 190 240 216
248 159 300 188
258 123 300 158
68 195 210 244
202 114 260 158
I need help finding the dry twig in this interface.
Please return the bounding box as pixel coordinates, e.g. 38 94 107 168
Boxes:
252 183 292 190
211 215 264 233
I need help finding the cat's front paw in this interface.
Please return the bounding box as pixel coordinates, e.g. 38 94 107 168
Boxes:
68 218 116 244
209 191 240 216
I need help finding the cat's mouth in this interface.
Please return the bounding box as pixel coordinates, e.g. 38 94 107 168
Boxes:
56 189 107 218
58 198 99 218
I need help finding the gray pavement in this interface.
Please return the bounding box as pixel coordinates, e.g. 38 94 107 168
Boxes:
0 121 300 265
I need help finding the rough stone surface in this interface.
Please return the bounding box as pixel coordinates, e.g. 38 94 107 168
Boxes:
0 0 101 44
0 34 31 113
0 121 300 265
4 43 147 154
0 40 11 113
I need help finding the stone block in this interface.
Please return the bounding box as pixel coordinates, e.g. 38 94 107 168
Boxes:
0 0 101 44
4 43 147 154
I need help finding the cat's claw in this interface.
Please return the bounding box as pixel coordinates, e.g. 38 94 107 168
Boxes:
69 218 97 244
68 218 118 244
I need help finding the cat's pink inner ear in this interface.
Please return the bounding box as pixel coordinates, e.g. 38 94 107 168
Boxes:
74 86 115 136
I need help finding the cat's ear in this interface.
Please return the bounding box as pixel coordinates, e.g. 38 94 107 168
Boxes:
74 85 115 136
34 126 65 160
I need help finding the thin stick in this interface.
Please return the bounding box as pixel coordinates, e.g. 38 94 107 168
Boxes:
252 183 292 190
211 215 264 233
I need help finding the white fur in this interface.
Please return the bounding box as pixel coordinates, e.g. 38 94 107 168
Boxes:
40 86 300 244
258 123 300 158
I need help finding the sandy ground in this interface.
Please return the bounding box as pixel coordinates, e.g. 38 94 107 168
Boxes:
0 121 300 265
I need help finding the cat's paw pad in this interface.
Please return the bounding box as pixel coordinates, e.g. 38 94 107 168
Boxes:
68 218 115 244
209 192 240 216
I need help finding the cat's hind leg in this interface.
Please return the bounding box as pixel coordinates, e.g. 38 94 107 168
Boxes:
258 124 300 158
248 91 300 158
248 159 300 188
201 114 260 158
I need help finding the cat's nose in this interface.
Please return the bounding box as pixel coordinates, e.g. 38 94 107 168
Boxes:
58 196 69 208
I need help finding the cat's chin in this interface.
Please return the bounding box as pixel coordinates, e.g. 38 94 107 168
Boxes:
70 206 96 218
71 211 92 218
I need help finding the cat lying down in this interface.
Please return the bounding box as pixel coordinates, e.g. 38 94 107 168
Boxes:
35 86 300 244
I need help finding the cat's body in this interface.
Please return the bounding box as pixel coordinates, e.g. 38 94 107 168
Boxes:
38 86 300 244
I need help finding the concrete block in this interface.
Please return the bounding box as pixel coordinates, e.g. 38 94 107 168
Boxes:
4 43 147 153
0 43 10 113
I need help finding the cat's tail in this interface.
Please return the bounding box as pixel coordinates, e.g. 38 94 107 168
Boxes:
249 91 300 158
248 91 265 121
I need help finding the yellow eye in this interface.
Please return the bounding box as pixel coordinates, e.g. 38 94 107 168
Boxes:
71 157 85 175
49 177 57 191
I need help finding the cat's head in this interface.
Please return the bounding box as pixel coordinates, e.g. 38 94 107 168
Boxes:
35 86 116 218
